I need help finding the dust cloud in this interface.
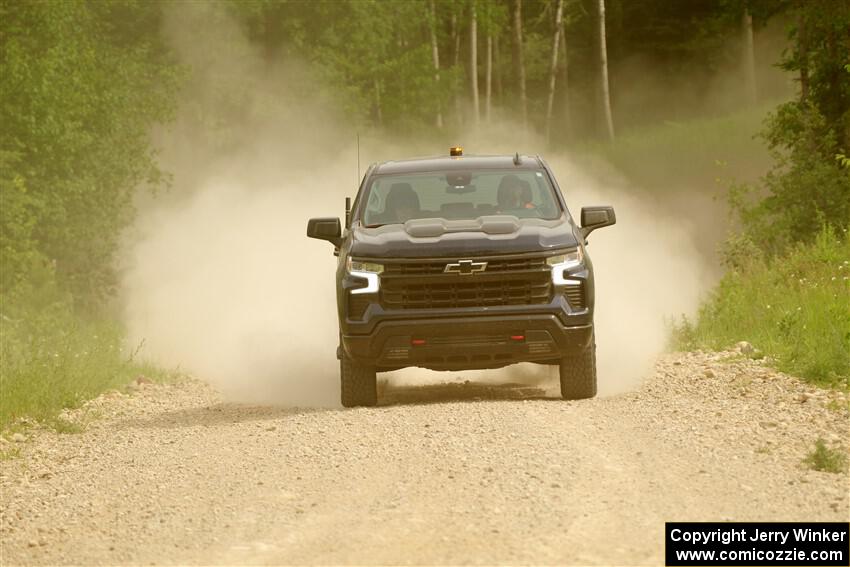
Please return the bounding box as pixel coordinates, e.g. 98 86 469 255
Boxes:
121 1 352 406
549 158 713 394
121 3 714 406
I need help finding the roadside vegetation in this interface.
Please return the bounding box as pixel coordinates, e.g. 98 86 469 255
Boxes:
673 5 850 388
675 227 849 389
804 438 848 474
0 317 173 431
0 1 180 431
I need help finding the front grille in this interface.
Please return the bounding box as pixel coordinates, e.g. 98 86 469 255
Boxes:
563 282 586 309
382 256 547 276
427 334 511 346
380 254 552 310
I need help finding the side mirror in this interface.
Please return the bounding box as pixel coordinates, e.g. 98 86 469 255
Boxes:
579 206 616 239
307 217 342 247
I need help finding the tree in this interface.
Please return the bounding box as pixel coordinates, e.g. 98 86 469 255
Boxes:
429 0 443 128
512 0 527 128
450 6 462 124
470 1 480 124
0 0 179 306
485 31 493 123
545 0 565 143
559 22 571 139
742 2 757 105
477 1 506 124
597 0 615 140
494 34 503 103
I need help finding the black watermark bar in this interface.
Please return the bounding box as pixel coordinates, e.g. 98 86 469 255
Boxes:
666 522 849 566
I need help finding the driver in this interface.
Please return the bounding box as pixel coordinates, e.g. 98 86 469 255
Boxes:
384 183 420 222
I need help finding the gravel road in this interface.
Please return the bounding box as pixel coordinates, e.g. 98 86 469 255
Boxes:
2 350 848 566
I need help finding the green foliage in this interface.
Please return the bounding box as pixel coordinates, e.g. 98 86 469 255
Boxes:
732 3 850 256
0 0 180 306
674 226 850 388
804 438 848 474
780 2 850 148
0 152 50 302
734 103 850 255
315 0 446 130
218 0 775 138
0 1 180 431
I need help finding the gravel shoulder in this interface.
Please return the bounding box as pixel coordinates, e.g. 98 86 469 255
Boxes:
1 351 848 565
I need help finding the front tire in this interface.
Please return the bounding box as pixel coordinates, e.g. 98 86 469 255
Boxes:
340 354 377 407
559 338 597 400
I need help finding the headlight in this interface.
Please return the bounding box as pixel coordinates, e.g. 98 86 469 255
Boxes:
346 257 384 274
346 257 382 295
546 248 583 270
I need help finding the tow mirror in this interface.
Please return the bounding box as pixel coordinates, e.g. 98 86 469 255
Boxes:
580 206 616 240
307 217 342 248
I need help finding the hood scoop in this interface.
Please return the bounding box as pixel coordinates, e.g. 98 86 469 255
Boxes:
404 215 521 238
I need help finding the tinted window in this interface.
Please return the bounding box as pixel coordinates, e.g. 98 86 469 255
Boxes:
361 169 562 226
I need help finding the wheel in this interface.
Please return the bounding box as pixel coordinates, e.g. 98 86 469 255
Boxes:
559 337 597 400
340 354 377 407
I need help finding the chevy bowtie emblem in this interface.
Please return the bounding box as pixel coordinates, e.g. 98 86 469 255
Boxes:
444 259 488 275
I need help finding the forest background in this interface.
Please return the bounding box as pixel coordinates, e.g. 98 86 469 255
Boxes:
1 0 848 430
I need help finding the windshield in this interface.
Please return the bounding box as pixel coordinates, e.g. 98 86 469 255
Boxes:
360 169 562 226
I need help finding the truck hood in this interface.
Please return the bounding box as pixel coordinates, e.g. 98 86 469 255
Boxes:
349 215 579 258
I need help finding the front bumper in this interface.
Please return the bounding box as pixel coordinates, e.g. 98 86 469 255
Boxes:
341 310 593 371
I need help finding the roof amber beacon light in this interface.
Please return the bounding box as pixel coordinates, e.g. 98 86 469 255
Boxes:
450 146 463 157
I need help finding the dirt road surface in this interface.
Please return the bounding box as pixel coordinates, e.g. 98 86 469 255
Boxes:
2 350 848 565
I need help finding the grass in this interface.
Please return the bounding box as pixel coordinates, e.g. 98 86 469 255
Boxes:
826 398 850 413
0 446 21 460
804 438 848 474
572 102 776 195
0 313 174 432
673 226 850 389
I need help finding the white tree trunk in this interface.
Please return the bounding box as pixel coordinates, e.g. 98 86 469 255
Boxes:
545 0 564 142
742 5 757 105
470 2 479 124
451 10 462 124
598 0 614 140
485 33 492 123
429 0 443 128
374 77 382 126
513 0 527 129
494 34 503 101
560 24 571 138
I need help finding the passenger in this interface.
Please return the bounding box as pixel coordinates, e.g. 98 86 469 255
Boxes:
384 182 420 223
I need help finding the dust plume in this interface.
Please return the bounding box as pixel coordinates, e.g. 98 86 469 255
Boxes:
122 2 714 405
121 1 353 406
548 156 714 394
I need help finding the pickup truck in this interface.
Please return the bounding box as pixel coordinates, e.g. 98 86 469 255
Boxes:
308 149 615 406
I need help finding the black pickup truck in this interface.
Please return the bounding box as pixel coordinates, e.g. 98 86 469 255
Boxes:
308 149 615 407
